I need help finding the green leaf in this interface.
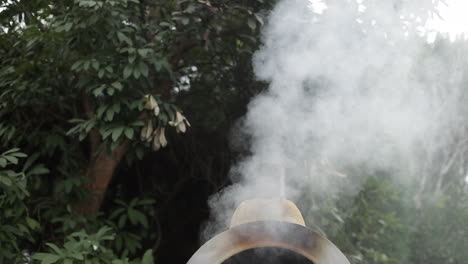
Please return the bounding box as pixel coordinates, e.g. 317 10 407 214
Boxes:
124 128 134 139
247 17 256 30
101 128 113 139
118 215 127 229
255 13 264 25
28 166 50 176
46 243 63 255
55 25 66 33
107 87 115 96
2 148 20 154
141 249 154 264
159 112 168 124
83 61 90 70
4 155 18 165
185 4 196 13
128 208 148 227
128 208 137 224
112 103 121 114
181 17 190 25
159 21 172 28
106 109 115 121
112 127 124 142
115 236 123 251
123 65 133 79
92 61 99 70
129 198 138 207
137 49 151 58
18 223 30 235
69 252 84 260
111 81 123 91
69 119 85 124
96 105 107 118
26 217 40 230
138 62 149 77
109 208 126 219
117 32 132 45
137 199 156 206
95 226 113 238
133 67 141 79
32 253 61 264
64 22 73 32
22 153 40 172
115 199 127 207
71 61 82 71
121 32 133 45
128 54 136 64
0 175 12 186
0 158 7 168
10 152 27 158
92 85 106 97
130 120 145 127
79 0 97 7
98 69 105 78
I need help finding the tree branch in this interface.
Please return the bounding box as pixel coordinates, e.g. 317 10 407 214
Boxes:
82 94 101 157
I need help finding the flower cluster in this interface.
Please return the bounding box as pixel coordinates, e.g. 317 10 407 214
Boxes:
140 95 190 151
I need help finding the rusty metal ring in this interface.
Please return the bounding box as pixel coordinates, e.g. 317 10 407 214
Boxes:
187 221 351 264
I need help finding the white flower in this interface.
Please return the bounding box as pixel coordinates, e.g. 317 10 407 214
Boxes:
143 94 158 110
176 121 186 133
151 127 168 151
153 103 160 116
140 119 154 142
170 111 191 133
140 125 148 141
151 128 161 151
159 127 168 147
152 134 161 151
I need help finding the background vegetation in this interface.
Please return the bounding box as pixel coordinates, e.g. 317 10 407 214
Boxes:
1 0 467 263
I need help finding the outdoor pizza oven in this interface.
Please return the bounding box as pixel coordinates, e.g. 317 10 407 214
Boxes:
187 199 351 264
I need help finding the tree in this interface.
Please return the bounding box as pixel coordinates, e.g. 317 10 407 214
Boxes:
0 0 269 215
331 176 412 264
0 0 271 261
0 148 41 262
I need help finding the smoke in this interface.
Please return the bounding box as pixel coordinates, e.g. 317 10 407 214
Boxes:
203 0 468 240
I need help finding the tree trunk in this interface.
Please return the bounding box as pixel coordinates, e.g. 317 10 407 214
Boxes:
77 94 131 215
78 141 130 215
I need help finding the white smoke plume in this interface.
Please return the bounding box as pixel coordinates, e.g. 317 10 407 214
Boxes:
203 0 468 239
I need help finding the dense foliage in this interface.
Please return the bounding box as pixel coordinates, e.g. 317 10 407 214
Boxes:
330 176 468 264
0 0 269 262
1 0 468 263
